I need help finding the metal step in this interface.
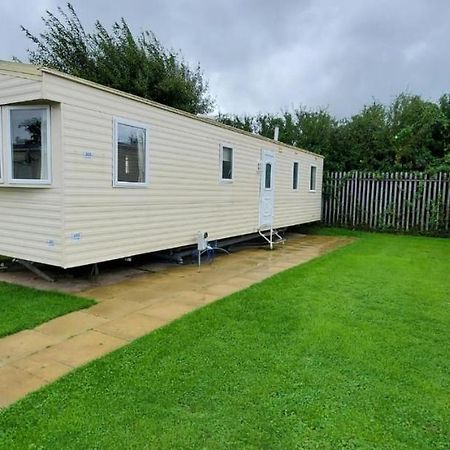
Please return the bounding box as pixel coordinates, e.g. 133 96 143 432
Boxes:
258 228 286 250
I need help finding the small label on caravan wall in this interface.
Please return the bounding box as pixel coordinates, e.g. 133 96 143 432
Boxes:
83 151 94 160
71 232 82 242
47 239 55 247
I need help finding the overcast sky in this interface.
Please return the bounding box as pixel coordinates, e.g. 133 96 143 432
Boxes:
0 0 449 118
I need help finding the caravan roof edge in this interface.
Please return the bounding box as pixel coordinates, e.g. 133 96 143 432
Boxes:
0 60 42 81
0 60 324 159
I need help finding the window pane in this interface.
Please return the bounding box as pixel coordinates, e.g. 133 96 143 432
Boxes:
222 146 233 179
310 166 317 190
265 163 272 189
11 108 48 180
117 123 146 183
293 162 298 189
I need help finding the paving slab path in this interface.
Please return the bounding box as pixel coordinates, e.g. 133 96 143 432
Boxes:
0 234 352 408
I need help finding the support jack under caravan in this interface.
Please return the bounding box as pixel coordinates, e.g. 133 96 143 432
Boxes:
159 230 285 266
13 259 55 283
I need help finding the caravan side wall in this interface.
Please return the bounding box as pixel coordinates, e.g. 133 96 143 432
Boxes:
0 72 64 266
41 72 323 268
274 149 322 228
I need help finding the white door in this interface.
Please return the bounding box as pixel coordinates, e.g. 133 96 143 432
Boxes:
259 150 275 230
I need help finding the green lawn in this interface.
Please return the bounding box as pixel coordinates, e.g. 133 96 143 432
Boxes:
0 282 95 337
0 231 449 449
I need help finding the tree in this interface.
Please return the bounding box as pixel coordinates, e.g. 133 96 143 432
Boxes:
388 93 447 171
436 94 450 171
19 3 213 114
217 93 450 173
216 107 340 170
339 102 393 171
216 113 255 133
292 108 337 166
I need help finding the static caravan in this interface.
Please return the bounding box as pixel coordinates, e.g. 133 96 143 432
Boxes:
0 61 323 269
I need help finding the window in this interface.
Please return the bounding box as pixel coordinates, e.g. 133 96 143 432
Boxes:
114 118 149 186
220 144 233 181
8 106 51 184
265 162 272 189
292 162 299 190
309 165 317 191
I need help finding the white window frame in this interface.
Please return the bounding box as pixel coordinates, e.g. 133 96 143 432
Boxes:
6 105 52 185
219 143 234 183
292 161 299 190
113 117 150 188
309 164 317 192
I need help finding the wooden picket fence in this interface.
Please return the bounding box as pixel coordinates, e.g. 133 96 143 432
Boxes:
322 172 450 234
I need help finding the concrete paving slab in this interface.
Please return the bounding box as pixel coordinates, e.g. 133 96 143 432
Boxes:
166 290 220 306
202 283 242 298
153 289 212 306
35 310 109 339
0 330 61 367
140 300 197 321
84 298 144 320
36 331 126 368
11 355 72 383
0 366 46 408
94 313 166 341
224 276 257 290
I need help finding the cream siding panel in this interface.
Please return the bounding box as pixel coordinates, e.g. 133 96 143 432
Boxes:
273 149 323 228
42 72 323 267
0 73 42 105
0 189 63 266
0 103 64 266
